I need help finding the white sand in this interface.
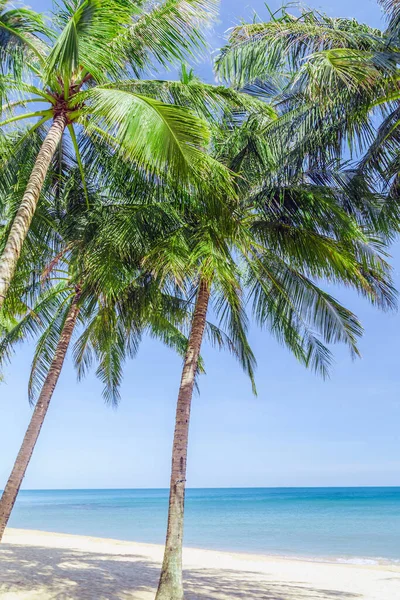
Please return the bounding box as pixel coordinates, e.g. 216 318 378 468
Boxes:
1 528 399 599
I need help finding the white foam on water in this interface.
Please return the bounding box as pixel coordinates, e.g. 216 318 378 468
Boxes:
336 557 378 565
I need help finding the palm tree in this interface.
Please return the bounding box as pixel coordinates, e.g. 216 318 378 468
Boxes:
0 134 251 541
152 111 396 598
0 157 189 539
0 0 233 308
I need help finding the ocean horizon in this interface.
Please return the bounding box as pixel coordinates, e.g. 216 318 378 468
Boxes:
6 487 400 564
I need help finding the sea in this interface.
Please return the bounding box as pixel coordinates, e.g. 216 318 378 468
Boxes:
7 487 400 564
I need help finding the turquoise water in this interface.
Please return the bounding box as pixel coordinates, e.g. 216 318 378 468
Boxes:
8 487 400 563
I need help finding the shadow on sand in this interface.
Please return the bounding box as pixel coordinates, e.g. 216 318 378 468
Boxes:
0 543 361 600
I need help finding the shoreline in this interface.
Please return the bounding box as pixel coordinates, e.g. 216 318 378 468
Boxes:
4 526 400 567
1 528 400 599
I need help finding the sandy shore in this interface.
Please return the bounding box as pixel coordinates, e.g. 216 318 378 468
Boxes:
0 528 399 599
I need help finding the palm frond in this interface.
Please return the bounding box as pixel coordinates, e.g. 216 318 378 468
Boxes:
380 0 400 33
0 5 49 75
79 87 234 192
28 291 77 403
212 272 257 394
246 254 363 376
216 8 385 87
125 0 218 73
101 78 278 122
46 0 137 86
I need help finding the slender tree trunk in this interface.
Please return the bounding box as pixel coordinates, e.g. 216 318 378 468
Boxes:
0 291 80 542
155 279 210 600
0 114 67 308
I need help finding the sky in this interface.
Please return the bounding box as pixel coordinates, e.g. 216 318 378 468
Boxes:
1 0 399 490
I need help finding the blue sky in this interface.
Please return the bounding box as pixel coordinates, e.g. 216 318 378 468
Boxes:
1 0 399 489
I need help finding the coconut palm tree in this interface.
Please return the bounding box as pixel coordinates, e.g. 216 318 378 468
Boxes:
0 155 177 537
0 155 192 540
149 108 396 597
0 0 234 308
0 128 254 541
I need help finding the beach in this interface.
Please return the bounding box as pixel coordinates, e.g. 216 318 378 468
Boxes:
1 528 399 600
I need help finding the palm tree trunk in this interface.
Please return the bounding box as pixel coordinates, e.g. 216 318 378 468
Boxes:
155 278 210 600
0 290 80 542
0 114 67 309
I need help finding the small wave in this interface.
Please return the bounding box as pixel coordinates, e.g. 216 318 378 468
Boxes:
336 557 378 565
311 555 400 566
268 553 400 566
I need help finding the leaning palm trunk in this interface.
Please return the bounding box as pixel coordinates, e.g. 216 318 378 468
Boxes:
0 114 67 308
0 290 80 542
155 279 210 600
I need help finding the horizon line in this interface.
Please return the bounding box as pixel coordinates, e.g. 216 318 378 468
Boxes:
14 485 400 491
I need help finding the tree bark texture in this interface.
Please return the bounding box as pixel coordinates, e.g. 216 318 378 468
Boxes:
0 114 67 308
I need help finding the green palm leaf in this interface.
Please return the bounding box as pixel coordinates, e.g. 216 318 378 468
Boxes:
216 9 385 87
246 254 363 376
125 0 218 73
0 3 49 75
45 0 138 87
79 86 233 188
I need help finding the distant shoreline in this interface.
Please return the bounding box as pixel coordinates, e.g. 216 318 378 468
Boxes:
1 528 399 599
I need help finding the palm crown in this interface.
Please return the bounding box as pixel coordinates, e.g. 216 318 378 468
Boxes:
1 0 223 175
0 0 236 308
216 1 400 200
